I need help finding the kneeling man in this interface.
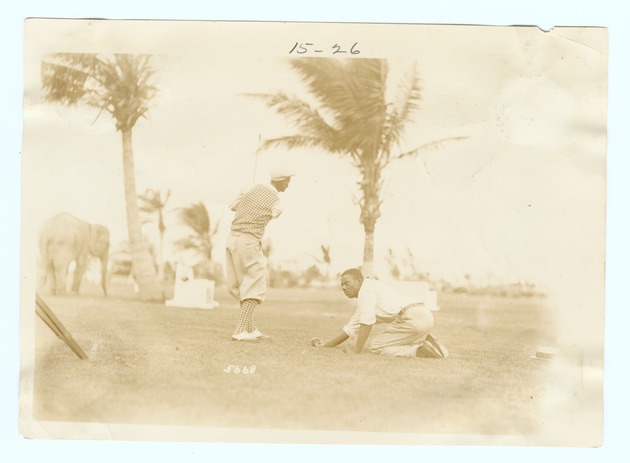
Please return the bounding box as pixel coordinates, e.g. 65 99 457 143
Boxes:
312 268 448 358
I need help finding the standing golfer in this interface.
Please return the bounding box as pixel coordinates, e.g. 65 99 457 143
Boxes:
312 268 448 358
226 167 294 342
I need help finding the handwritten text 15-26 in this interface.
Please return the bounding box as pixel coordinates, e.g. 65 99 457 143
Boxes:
289 42 360 56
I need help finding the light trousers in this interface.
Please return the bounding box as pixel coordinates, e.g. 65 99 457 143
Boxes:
369 305 434 358
225 232 267 302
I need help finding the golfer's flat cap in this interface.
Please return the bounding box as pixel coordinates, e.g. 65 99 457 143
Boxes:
269 167 296 181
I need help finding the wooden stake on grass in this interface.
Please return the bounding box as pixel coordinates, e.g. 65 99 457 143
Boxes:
35 293 88 360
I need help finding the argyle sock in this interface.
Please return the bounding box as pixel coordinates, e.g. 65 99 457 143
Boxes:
234 298 258 334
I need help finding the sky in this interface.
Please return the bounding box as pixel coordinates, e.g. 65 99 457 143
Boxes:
21 21 607 291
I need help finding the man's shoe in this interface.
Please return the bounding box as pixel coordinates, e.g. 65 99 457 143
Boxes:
251 329 271 340
232 331 260 342
424 333 449 359
416 341 443 358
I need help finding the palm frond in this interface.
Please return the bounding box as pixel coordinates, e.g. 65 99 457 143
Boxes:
392 65 421 125
138 188 171 211
174 235 213 260
42 54 101 106
41 52 157 131
321 244 331 264
258 135 341 153
290 58 387 122
173 236 207 254
249 58 396 157
246 92 344 152
394 136 469 161
163 189 171 205
174 237 202 252
378 65 422 164
176 202 210 235
287 59 388 152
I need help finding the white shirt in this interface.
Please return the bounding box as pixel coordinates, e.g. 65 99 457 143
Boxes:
343 278 418 339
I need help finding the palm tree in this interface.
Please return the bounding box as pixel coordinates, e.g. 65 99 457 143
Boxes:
138 188 171 280
174 202 220 272
41 53 164 301
249 58 465 275
320 244 331 281
385 248 402 279
308 244 332 281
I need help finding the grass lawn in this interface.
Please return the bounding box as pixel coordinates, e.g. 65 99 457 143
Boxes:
32 281 554 436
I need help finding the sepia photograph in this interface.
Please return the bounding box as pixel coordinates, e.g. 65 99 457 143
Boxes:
18 18 607 447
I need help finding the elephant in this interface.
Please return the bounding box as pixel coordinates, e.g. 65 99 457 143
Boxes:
37 212 110 296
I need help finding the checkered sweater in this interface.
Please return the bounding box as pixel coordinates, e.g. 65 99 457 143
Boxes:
230 184 280 239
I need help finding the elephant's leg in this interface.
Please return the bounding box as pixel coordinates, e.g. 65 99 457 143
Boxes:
37 258 54 294
46 261 56 294
36 257 48 293
53 264 69 295
72 258 88 294
100 255 109 297
53 249 73 295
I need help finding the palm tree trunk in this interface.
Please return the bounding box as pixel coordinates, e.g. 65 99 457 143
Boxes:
361 193 378 277
362 227 375 276
360 161 381 277
157 212 165 281
121 128 164 301
157 228 164 281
